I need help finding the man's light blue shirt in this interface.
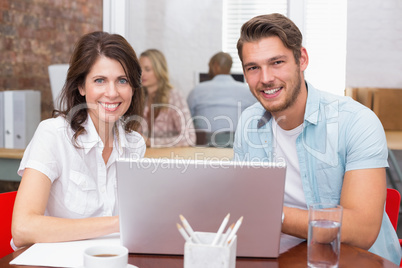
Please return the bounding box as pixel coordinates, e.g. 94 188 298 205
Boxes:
187 75 256 132
234 82 401 265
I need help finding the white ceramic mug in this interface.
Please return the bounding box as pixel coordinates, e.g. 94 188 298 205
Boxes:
83 245 128 268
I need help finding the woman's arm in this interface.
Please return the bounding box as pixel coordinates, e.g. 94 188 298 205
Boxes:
12 168 119 248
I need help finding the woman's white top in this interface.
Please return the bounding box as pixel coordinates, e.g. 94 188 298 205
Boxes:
18 115 146 219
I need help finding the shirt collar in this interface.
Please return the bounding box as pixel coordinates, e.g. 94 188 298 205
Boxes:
212 74 234 82
114 120 128 157
77 115 127 156
303 81 320 125
77 115 101 154
257 111 272 129
257 81 320 129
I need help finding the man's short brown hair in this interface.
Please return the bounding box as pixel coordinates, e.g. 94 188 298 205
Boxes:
237 13 303 65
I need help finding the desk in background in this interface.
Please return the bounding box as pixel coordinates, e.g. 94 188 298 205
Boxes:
0 242 398 268
0 148 24 182
346 87 402 187
386 131 402 151
144 146 233 160
0 147 234 182
386 131 402 188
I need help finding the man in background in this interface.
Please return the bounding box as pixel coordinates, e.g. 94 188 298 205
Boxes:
187 51 256 147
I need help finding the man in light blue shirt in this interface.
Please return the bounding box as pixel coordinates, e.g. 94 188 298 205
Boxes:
187 52 256 146
234 13 401 265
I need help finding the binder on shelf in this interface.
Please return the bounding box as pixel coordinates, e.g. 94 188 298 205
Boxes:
0 91 4 148
4 91 14 148
3 90 41 149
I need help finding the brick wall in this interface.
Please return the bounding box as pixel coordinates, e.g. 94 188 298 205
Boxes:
0 0 102 119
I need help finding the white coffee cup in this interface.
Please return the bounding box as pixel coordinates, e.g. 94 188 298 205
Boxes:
83 245 128 268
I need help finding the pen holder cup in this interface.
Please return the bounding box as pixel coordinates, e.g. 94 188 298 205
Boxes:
184 232 237 268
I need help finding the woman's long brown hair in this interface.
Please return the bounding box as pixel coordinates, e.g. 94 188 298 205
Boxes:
53 31 144 143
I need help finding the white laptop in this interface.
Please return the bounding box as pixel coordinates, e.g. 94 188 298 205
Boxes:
116 158 286 258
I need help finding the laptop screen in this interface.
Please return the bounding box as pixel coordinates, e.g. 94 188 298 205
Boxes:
116 158 286 258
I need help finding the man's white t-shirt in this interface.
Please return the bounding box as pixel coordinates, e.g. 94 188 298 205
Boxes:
272 118 307 251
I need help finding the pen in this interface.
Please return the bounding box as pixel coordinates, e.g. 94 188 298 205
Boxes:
211 213 230 246
179 214 202 243
225 216 243 246
176 223 191 242
219 222 234 247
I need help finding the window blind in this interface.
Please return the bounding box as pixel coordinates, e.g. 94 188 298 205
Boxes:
222 0 347 95
222 0 288 73
304 0 347 95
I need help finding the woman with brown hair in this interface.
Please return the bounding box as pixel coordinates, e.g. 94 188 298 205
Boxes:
139 49 196 147
11 31 146 248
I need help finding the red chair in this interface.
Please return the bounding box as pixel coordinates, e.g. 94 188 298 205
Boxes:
385 188 402 267
0 191 17 258
386 188 401 231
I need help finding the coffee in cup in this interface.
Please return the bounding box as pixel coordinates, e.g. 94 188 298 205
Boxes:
83 245 128 268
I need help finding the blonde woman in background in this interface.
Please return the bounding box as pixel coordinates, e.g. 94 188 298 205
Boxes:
139 49 196 147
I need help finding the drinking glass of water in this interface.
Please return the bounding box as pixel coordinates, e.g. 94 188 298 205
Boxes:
308 203 343 268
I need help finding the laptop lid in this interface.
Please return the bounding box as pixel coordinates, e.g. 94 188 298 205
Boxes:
116 158 286 258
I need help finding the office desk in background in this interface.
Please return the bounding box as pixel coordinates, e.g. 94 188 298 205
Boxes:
0 242 398 268
385 131 402 187
386 131 402 151
0 148 24 182
0 147 234 182
144 146 233 160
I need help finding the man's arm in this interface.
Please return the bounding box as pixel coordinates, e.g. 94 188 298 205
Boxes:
338 168 386 249
281 167 386 250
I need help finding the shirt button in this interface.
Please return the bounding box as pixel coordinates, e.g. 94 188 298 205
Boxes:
101 186 106 193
